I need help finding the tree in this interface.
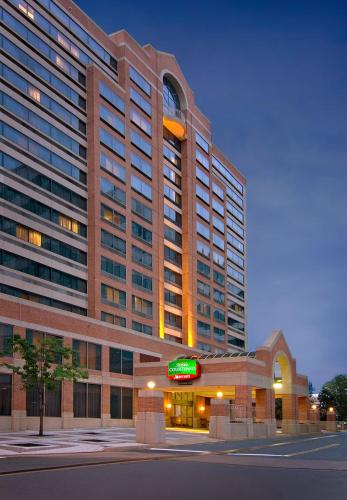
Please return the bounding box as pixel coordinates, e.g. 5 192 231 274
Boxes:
318 375 347 421
1 335 88 436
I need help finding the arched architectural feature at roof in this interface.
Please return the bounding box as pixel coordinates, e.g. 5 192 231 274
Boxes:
161 72 187 140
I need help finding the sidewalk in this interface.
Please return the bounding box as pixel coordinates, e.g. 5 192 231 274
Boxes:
0 427 214 456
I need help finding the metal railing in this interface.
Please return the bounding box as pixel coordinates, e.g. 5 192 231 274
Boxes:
163 106 185 122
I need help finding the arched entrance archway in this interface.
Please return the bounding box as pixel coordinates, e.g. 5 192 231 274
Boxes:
272 351 298 433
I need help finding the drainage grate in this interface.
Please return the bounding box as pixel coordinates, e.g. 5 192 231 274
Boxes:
81 439 107 443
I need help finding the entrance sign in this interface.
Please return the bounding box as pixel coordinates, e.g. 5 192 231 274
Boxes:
167 359 201 381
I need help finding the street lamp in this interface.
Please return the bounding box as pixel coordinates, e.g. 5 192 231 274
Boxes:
147 381 156 389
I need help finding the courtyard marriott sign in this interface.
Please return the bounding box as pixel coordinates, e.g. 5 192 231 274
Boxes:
167 359 201 381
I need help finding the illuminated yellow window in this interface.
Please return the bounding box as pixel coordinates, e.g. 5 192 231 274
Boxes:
71 221 79 234
28 87 41 103
55 55 68 71
106 287 113 302
18 2 27 14
16 226 29 242
59 216 71 231
29 231 42 247
102 207 113 222
27 6 34 19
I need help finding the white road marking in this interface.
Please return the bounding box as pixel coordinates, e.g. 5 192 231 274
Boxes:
149 448 210 454
228 453 289 457
286 443 340 457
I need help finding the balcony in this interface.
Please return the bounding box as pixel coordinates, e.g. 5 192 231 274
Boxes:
163 106 186 141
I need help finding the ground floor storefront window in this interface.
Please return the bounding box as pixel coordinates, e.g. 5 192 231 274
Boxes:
73 382 101 418
110 387 133 419
0 374 11 415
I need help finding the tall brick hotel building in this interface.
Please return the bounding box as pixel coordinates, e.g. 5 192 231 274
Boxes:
0 0 309 432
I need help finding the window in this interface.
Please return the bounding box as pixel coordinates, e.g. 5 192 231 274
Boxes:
228 317 245 333
214 326 225 343
165 311 182 329
132 270 152 292
101 229 126 256
163 76 180 112
73 340 101 370
227 218 244 238
213 233 225 251
164 164 181 187
164 289 182 307
100 177 126 207
196 185 210 205
197 342 211 352
0 374 12 416
212 183 224 200
214 289 225 305
99 81 125 113
164 185 181 206
227 335 245 349
227 282 245 300
197 260 210 278
109 348 133 375
130 88 152 116
101 311 126 327
132 222 152 245
212 156 244 194
212 199 224 216
214 308 225 323
130 109 152 136
229 301 245 316
132 321 152 335
196 166 210 187
163 145 181 169
132 245 152 269
131 175 152 201
213 251 225 268
100 105 125 136
1 122 86 182
131 153 152 179
100 204 126 231
196 149 209 170
197 280 210 297
197 301 210 317
197 240 210 259
196 221 210 240
164 225 182 246
213 216 225 234
100 152 126 183
164 204 182 227
227 265 244 285
213 269 225 286
101 256 126 281
163 127 181 152
131 198 152 223
226 186 243 208
196 132 209 153
227 249 244 269
0 284 86 316
164 246 182 266
110 387 133 419
197 320 210 338
132 296 152 318
73 383 101 418
26 330 62 364
100 128 125 159
196 202 210 222
131 131 152 157
0 250 87 293
0 323 13 356
101 283 126 308
27 383 61 417
164 267 182 287
227 201 244 223
129 67 151 95
227 232 244 253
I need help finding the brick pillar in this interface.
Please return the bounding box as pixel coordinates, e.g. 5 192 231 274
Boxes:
308 404 320 433
11 326 26 431
234 385 253 421
298 396 309 422
136 390 165 444
209 398 230 440
255 388 276 436
282 394 299 434
326 408 337 432
62 337 73 429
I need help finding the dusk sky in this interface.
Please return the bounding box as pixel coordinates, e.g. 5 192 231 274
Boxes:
77 0 347 389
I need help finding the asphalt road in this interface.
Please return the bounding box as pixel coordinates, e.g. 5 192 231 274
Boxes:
0 433 346 500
